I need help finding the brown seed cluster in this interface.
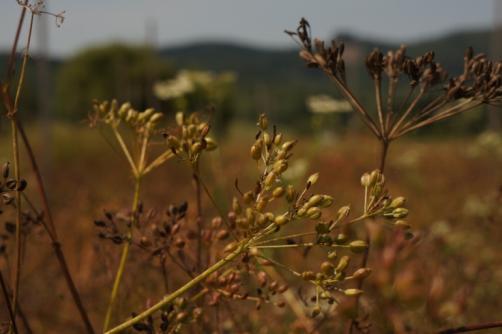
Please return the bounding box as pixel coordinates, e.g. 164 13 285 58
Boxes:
287 18 502 141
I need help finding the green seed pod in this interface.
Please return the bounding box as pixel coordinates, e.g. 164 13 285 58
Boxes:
118 102 131 118
263 132 272 146
274 133 283 145
370 169 384 185
390 196 406 208
187 124 196 137
306 207 321 220
191 142 203 155
251 144 262 160
307 173 319 186
335 233 348 244
320 261 334 275
274 214 289 226
349 240 368 253
392 207 409 218
394 219 411 229
272 186 285 198
232 197 241 214
286 185 296 202
264 212 275 222
257 214 267 225
320 195 334 208
335 255 350 272
344 289 363 297
243 191 254 204
245 207 255 224
297 207 306 217
276 149 287 160
205 137 218 151
175 112 184 126
307 194 323 207
126 109 137 122
258 113 268 130
337 206 351 221
301 271 316 281
264 172 277 187
138 108 155 122
149 112 163 124
198 123 210 137
360 173 371 187
273 160 288 174
352 268 372 280
256 199 267 212
281 140 296 151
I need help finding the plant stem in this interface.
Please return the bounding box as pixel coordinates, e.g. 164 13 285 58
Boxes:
102 176 141 331
9 14 34 326
1 4 94 333
193 163 203 272
436 321 502 334
0 271 18 334
347 139 390 334
105 242 247 334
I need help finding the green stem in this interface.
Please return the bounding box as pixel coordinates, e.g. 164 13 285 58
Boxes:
105 242 247 334
102 176 141 331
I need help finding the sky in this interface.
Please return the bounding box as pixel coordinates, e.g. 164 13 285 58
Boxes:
0 0 496 57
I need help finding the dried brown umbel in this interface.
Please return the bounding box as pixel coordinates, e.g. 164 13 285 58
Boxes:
287 18 502 168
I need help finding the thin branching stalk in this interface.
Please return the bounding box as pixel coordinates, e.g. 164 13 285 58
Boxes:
193 162 203 272
0 271 18 334
436 321 502 334
103 175 141 331
1 6 95 331
105 241 248 334
9 13 34 324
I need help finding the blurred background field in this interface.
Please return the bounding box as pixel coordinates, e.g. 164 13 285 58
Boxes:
0 0 501 333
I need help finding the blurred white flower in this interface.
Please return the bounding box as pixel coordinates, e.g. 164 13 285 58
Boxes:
306 95 352 114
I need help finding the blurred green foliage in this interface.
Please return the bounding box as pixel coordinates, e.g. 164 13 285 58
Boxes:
0 28 495 133
55 44 171 119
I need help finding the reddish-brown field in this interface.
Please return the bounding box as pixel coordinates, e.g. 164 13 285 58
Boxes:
0 123 499 333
